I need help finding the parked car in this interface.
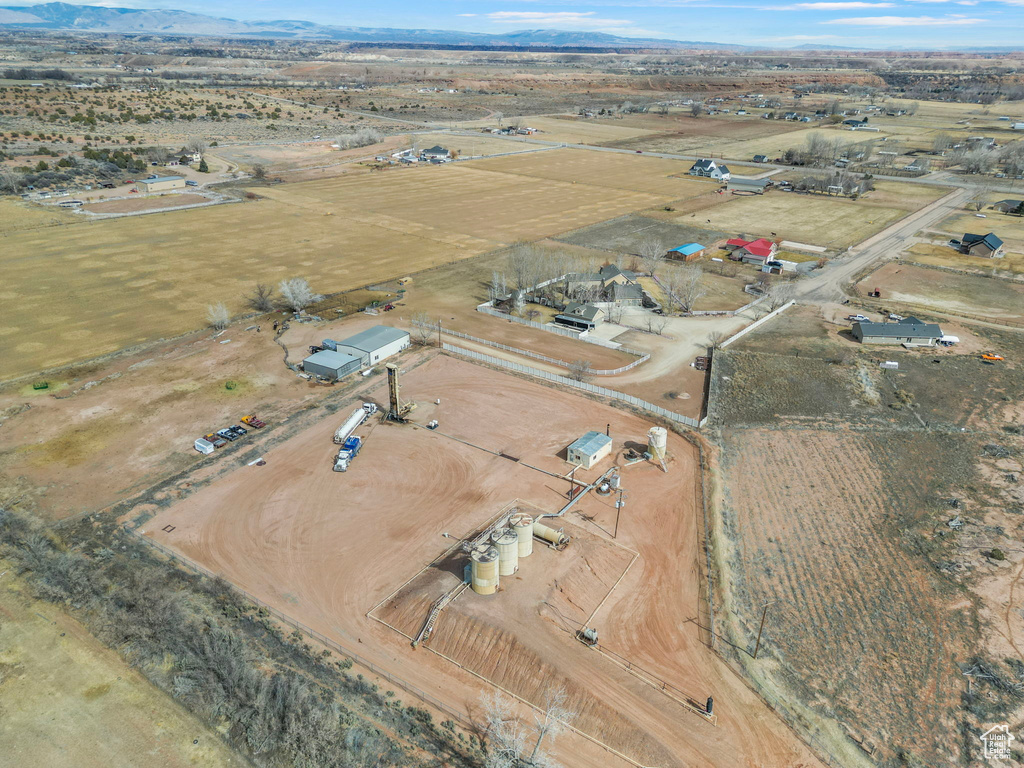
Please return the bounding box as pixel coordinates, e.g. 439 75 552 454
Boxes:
229 424 247 436
216 428 238 441
888 314 904 321
185 180 198 187
123 179 135 184
981 353 1004 362
204 433 228 448
147 174 158 179
847 314 870 322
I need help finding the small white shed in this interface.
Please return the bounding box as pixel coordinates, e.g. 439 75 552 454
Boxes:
567 431 613 469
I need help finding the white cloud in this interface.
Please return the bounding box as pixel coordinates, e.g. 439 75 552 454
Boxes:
763 33 843 39
795 2 895 7
484 11 637 27
458 13 477 16
822 13 986 23
766 2 895 8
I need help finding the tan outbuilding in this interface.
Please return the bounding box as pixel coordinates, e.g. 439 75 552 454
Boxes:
137 176 186 193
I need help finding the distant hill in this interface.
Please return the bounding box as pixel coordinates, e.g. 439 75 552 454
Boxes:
0 2 745 49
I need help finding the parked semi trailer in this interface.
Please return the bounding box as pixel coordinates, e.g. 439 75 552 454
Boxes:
333 403 377 444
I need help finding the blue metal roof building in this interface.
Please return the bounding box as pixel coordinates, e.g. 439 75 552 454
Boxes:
669 243 705 257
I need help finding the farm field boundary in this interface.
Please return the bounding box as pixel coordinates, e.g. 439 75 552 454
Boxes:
442 343 705 428
416 322 650 375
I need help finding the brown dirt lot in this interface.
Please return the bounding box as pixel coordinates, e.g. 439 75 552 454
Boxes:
0 575 244 768
142 353 821 768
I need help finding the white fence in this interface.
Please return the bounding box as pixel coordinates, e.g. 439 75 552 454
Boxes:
719 300 795 348
417 323 650 376
444 343 705 428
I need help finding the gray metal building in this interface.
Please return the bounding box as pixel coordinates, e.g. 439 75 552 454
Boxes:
852 317 942 346
302 350 362 380
335 326 411 367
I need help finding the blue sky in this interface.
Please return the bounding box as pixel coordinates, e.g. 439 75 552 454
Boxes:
19 0 1024 48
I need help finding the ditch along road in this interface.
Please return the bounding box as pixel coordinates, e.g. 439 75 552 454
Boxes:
793 186 972 304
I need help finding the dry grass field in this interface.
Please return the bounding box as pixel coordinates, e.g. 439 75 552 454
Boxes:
81 194 212 215
718 427 977 767
708 307 1024 766
859 262 1024 321
903 242 1024 275
694 182 945 250
0 576 244 768
938 202 1024 254
469 148 712 197
0 150 695 381
455 115 662 145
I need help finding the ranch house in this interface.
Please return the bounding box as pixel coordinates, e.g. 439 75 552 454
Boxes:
688 159 731 181
554 302 604 331
852 317 943 347
725 237 777 264
959 232 1004 258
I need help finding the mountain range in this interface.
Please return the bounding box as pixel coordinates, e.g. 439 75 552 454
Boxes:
0 3 742 49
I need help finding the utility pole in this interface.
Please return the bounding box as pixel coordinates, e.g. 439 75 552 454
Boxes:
437 317 442 348
753 601 773 659
614 488 627 538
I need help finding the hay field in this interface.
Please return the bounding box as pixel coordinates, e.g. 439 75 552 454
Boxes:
0 151 684 380
470 148 712 197
693 182 945 250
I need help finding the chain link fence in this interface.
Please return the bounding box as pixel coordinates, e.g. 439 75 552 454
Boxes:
443 344 705 428
414 322 649 375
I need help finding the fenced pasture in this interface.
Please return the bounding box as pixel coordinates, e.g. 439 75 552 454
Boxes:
1 151 687 380
469 148 714 198
694 181 945 250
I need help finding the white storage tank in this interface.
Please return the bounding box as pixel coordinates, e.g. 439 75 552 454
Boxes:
648 426 668 460
491 527 519 576
470 545 500 595
509 512 534 558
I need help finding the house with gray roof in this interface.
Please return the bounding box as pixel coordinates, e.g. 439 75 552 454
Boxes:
688 159 731 181
959 232 1004 258
852 317 943 347
554 302 604 331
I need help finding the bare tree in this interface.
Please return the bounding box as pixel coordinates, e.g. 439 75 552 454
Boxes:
689 102 704 118
506 242 546 290
251 164 267 180
206 302 230 330
707 330 726 349
494 111 504 128
765 280 796 311
637 237 665 276
245 283 275 313
489 270 509 303
662 265 706 313
411 312 437 345
528 686 575 766
186 138 209 155
567 360 592 382
932 133 954 154
0 167 21 194
278 278 322 313
482 691 529 768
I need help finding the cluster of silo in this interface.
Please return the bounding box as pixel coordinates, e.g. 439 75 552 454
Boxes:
471 510 548 595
